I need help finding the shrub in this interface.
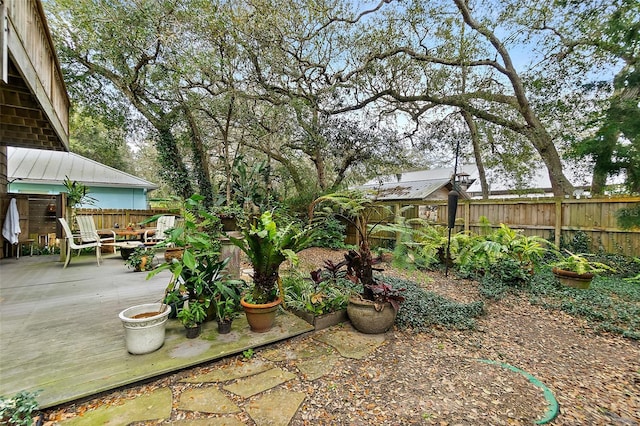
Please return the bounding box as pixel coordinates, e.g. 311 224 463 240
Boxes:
457 223 548 276
560 230 591 253
314 216 348 249
479 257 532 299
0 391 39 426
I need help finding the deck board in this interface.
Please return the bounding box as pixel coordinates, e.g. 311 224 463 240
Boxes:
0 253 313 408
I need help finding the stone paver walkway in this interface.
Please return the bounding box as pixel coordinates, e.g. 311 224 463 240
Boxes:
57 324 386 425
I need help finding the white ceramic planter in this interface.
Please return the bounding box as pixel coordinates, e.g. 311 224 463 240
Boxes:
118 303 171 355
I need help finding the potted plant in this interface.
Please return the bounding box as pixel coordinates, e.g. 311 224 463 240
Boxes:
230 211 318 332
212 297 240 334
207 265 245 333
124 246 156 272
177 300 207 338
310 190 405 334
551 250 614 289
282 265 352 330
149 196 247 334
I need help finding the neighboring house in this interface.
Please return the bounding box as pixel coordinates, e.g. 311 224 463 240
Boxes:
358 164 478 202
7 147 157 209
465 167 593 199
359 163 597 202
357 165 477 221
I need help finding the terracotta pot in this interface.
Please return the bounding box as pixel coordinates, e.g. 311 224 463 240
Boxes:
240 297 282 333
552 267 594 289
164 247 184 263
346 295 397 334
135 255 154 272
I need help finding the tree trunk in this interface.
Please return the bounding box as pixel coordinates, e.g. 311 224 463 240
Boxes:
461 110 489 199
156 125 193 199
184 107 214 207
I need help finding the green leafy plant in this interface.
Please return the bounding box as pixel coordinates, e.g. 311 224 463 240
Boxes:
151 194 223 251
147 195 243 320
624 258 640 283
282 272 351 316
313 215 348 249
0 391 39 426
528 270 640 339
391 276 484 331
457 223 549 278
63 175 97 208
177 300 207 328
124 246 156 271
310 190 405 311
230 211 319 304
242 348 255 360
210 274 245 323
479 258 532 300
616 204 640 230
550 250 615 275
376 216 467 270
212 297 240 323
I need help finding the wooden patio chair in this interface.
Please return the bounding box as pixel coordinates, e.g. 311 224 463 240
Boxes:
144 215 176 245
58 218 101 268
76 215 116 245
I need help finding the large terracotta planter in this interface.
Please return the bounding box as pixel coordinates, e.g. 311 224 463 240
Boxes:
118 303 171 354
240 297 282 332
347 295 397 334
552 267 594 289
164 247 184 263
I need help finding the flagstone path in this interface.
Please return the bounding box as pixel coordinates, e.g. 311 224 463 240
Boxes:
57 326 387 425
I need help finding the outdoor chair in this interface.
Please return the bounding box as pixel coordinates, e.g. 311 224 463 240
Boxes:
144 215 176 245
58 217 101 268
76 215 116 246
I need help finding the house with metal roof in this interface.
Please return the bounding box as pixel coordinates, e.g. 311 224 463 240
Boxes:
358 164 477 202
7 147 157 209
465 166 594 199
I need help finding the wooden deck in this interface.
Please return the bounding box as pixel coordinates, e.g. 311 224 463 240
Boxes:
0 252 313 408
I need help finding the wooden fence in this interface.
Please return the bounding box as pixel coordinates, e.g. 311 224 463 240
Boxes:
3 193 639 258
75 208 177 230
347 197 640 257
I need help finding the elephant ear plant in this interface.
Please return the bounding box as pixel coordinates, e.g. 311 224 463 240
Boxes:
230 211 319 304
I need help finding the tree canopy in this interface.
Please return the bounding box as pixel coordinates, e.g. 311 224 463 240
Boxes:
44 0 638 203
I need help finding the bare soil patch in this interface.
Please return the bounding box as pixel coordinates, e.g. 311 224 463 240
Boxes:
43 248 640 425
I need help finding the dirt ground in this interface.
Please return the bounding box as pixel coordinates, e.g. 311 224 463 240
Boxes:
43 248 640 425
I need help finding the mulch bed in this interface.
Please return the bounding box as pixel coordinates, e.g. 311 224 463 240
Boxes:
42 248 640 425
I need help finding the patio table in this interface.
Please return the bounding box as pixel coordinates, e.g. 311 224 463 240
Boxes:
98 229 155 253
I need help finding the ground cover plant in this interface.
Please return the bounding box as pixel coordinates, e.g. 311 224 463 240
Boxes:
527 269 640 339
380 219 640 340
388 275 485 331
0 391 40 426
474 248 640 339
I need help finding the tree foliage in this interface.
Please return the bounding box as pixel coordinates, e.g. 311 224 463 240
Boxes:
44 0 637 202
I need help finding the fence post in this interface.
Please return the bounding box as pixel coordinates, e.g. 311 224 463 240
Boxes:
464 201 470 233
395 203 401 245
555 199 562 249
